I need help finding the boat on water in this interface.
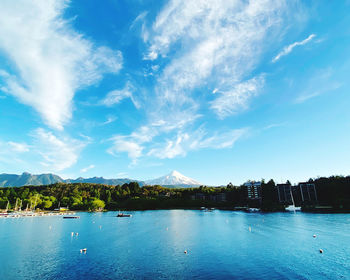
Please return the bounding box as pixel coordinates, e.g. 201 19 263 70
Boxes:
117 213 132 217
245 208 260 213
63 216 80 219
201 207 214 212
285 205 301 212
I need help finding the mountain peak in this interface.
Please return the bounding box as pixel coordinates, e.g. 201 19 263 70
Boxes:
146 170 202 187
169 170 181 176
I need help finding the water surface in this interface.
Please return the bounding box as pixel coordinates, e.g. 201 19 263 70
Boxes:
0 210 349 279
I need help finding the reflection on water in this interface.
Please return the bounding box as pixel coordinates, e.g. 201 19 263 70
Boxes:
1 210 350 279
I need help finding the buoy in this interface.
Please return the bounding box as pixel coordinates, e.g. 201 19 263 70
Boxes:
319 249 323 253
313 234 316 238
184 250 187 254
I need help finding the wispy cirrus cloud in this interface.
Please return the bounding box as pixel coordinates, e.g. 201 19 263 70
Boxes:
148 128 248 159
211 76 265 118
7 141 30 153
146 0 286 119
0 0 122 130
101 82 139 108
107 0 298 163
0 129 86 173
80 164 95 173
295 68 342 103
32 128 86 171
0 141 30 164
272 34 316 63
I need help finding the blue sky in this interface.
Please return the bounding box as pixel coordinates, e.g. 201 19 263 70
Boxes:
0 0 349 185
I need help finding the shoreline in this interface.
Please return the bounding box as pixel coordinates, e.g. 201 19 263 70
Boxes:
2 207 350 218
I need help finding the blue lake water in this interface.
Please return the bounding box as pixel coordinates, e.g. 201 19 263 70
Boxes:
1 210 350 279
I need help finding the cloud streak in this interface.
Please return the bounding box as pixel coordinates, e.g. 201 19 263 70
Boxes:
32 128 86 171
148 128 248 159
272 34 316 63
80 164 95 173
211 76 265 118
101 82 139 108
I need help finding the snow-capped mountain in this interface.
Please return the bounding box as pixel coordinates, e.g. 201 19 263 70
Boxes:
145 170 202 187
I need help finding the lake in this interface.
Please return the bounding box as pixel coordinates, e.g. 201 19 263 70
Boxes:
0 210 350 279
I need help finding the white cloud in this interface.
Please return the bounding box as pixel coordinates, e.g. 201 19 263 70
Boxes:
116 172 128 178
0 0 122 130
295 82 341 103
101 82 139 108
262 123 287 130
102 115 117 126
80 164 95 173
107 0 296 164
32 128 86 171
108 136 143 160
130 11 148 30
295 68 342 103
7 141 30 153
0 141 30 165
0 129 86 173
272 34 316 63
143 0 289 125
148 128 248 159
210 76 264 118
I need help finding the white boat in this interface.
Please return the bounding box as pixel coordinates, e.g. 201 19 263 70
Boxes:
285 205 301 212
286 188 301 212
245 208 260 213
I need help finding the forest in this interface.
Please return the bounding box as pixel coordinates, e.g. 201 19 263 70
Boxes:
0 176 349 212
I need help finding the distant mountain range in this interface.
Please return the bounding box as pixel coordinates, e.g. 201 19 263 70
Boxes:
0 172 145 188
0 170 203 188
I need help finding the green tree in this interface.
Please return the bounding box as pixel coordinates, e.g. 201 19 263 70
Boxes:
41 200 53 209
89 199 105 211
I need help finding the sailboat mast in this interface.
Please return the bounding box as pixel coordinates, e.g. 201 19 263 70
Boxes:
290 187 296 214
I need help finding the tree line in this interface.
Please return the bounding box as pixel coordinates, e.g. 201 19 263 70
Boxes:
0 175 349 211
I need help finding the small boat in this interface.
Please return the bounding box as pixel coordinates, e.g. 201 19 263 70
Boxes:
80 248 87 253
245 208 260 213
63 216 80 219
285 205 301 212
117 213 132 217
